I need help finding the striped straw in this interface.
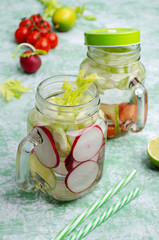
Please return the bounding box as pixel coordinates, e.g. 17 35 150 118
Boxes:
69 187 140 240
53 169 137 240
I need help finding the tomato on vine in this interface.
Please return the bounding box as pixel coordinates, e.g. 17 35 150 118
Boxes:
30 14 43 23
19 19 33 29
14 13 59 53
15 27 29 43
46 32 58 48
35 37 51 53
26 31 40 46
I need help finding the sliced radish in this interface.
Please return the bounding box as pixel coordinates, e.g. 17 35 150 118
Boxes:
90 152 99 162
53 160 68 176
65 160 99 193
65 153 74 172
72 125 103 162
34 126 60 168
98 142 105 160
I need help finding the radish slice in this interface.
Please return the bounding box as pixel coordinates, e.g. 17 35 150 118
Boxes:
65 160 99 193
65 153 74 172
34 126 60 168
53 161 68 176
90 152 99 162
65 153 81 172
72 125 103 162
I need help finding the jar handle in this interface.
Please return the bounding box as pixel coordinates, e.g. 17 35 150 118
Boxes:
16 128 42 192
129 78 148 132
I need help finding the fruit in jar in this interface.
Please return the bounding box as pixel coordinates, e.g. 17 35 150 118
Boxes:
29 154 57 191
101 103 121 137
119 102 137 123
52 7 76 32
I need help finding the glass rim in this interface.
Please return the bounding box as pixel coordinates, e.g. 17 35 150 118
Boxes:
36 74 100 110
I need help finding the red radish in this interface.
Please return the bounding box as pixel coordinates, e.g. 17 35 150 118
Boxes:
65 153 74 172
65 153 80 172
20 50 41 73
72 125 103 162
53 160 68 176
33 126 60 168
13 43 46 74
65 160 99 193
90 152 99 162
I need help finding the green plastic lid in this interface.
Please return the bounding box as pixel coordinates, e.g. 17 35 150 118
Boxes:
84 28 140 46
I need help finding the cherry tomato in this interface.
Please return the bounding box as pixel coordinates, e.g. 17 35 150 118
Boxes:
39 28 51 37
35 37 51 52
37 20 51 30
30 14 43 23
19 18 33 29
26 31 40 46
15 27 29 43
46 32 58 48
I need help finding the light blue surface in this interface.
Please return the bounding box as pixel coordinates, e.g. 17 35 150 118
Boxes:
1 0 159 239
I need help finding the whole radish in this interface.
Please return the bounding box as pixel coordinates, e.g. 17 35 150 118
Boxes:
20 50 41 73
13 43 46 74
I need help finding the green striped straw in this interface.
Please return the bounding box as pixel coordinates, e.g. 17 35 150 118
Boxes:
69 187 140 240
53 169 137 240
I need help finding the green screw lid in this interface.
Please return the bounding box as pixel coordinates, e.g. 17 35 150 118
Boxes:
84 28 140 46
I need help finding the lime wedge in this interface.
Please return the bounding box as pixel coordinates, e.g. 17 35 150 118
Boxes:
147 137 159 167
29 154 57 191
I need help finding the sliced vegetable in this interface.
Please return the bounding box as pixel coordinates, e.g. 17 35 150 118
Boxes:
53 160 68 176
0 79 31 101
29 154 57 191
72 125 103 162
34 126 60 168
65 160 99 193
101 103 121 136
119 102 137 123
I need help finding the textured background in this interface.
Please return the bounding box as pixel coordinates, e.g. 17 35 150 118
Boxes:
0 0 159 239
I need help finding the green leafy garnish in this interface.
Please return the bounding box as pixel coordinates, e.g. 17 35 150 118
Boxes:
0 79 32 101
84 15 96 20
38 0 63 18
50 69 100 106
75 4 96 20
75 5 85 18
20 49 47 58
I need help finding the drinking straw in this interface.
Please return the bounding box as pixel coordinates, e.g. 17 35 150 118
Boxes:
69 187 140 240
54 169 137 240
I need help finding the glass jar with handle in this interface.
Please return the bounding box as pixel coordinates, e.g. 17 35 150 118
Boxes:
16 75 107 201
80 28 148 138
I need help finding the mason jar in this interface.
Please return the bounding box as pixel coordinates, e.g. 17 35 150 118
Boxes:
80 28 148 138
16 75 107 201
